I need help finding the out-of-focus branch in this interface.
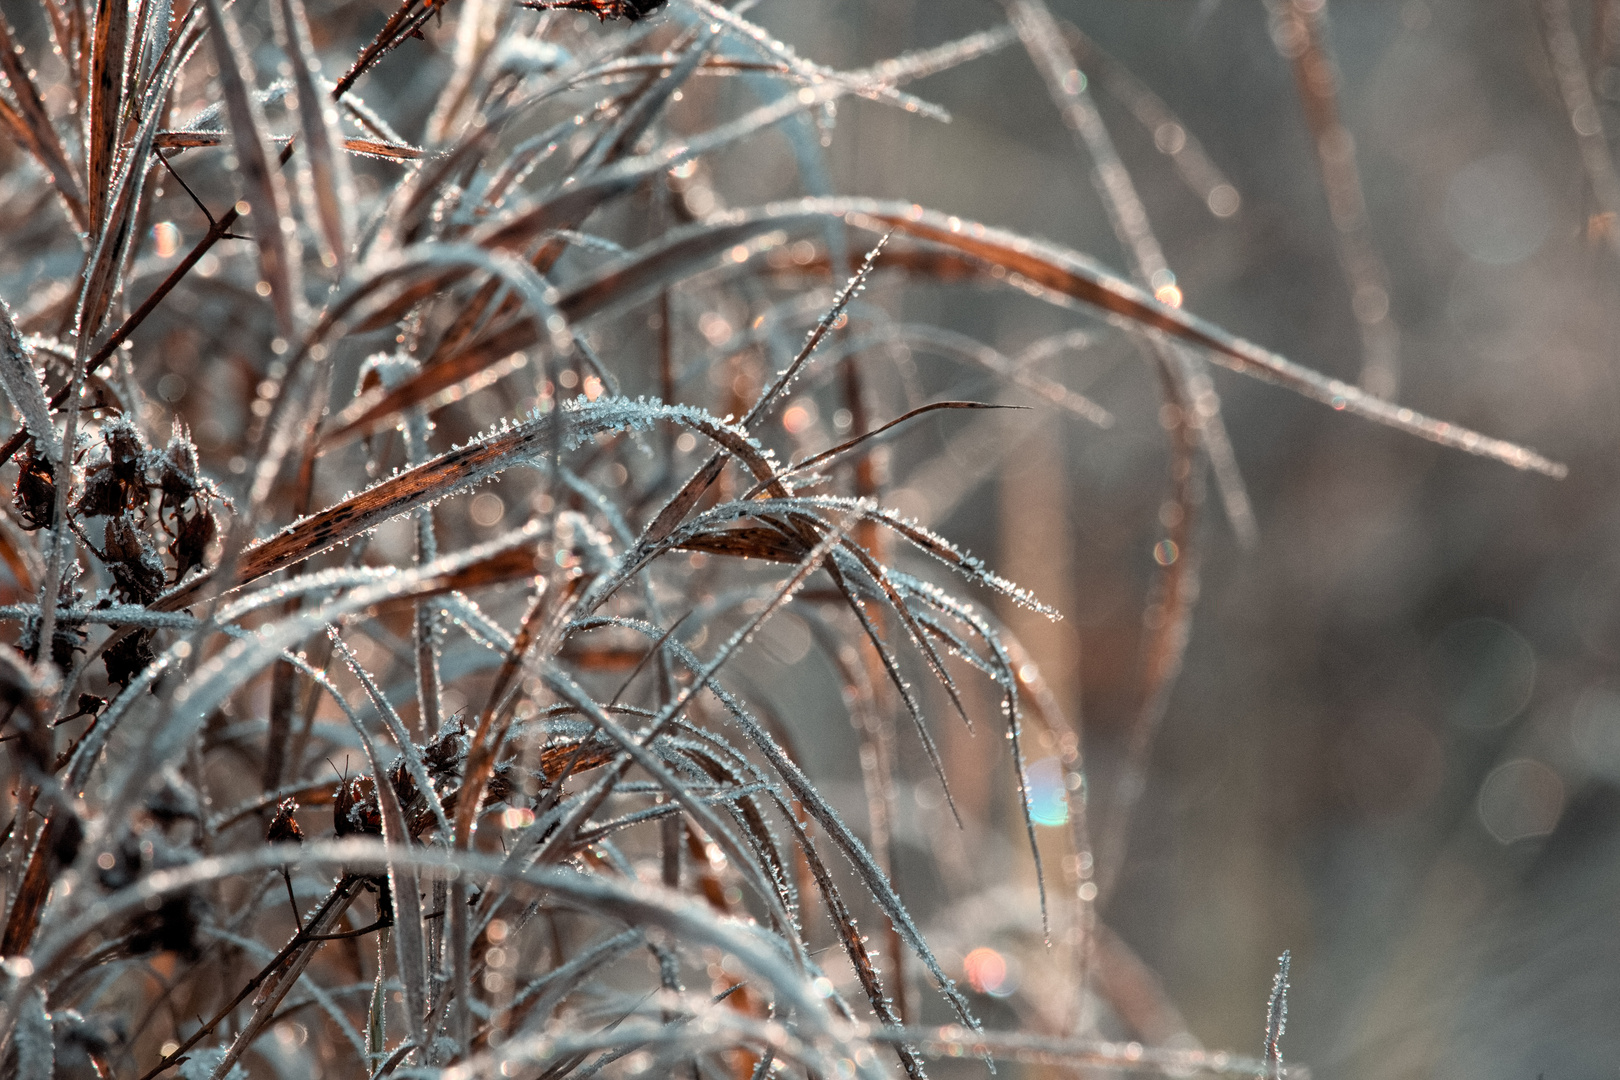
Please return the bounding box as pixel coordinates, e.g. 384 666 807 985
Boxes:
1540 0 1620 261
1002 2 1249 934
1262 0 1402 398
1058 20 1242 220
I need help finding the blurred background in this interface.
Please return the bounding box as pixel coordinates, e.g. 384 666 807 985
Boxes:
4 0 1609 1075
741 1 1620 1078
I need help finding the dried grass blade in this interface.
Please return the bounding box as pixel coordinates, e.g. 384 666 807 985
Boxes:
1541 0 1620 261
342 136 424 161
104 533 550 840
198 879 365 1080
778 811 927 1080
231 430 548 589
870 1027 1279 1076
823 542 965 823
577 198 1566 476
0 13 88 230
1005 0 1259 551
204 0 301 337
14 987 51 1078
673 525 805 563
1059 21 1239 218
474 78 849 256
751 234 888 427
686 0 949 120
37 0 73 78
328 632 432 1058
529 529 854 929
87 0 128 232
28 845 854 1069
871 322 1113 427
847 23 1019 88
642 455 727 549
471 586 549 762
654 638 977 1027
586 27 717 173
0 816 70 957
131 0 171 91
784 401 1022 478
319 345 529 449
275 0 357 272
422 0 500 145
1263 950 1290 1079
1260 0 1400 396
333 0 425 99
0 300 57 455
541 541 844 931
76 6 208 343
632 239 886 553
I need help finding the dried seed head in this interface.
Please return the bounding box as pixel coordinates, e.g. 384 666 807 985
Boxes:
424 725 466 778
333 775 381 837
103 517 165 605
170 502 216 583
267 798 304 844
103 628 156 689
12 441 55 531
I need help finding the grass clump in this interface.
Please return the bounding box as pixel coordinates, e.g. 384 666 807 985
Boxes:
0 1 1561 1078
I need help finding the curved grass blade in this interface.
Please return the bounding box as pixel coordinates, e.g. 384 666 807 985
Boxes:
563 198 1567 477
0 301 56 455
274 0 358 272
204 0 302 337
0 13 88 230
324 632 431 1061
86 0 127 233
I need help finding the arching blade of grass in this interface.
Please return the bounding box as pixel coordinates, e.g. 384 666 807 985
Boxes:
0 13 87 230
204 0 301 337
86 0 127 234
273 0 357 272
0 302 56 454
564 198 1568 477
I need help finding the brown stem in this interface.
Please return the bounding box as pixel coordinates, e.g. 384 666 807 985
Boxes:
133 875 359 1080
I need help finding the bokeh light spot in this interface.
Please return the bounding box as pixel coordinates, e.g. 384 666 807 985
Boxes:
1026 756 1069 826
963 947 1017 996
1477 759 1564 843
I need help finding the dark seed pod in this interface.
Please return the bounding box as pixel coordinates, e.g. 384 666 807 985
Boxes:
126 891 205 960
484 762 516 806
19 610 86 676
100 417 145 486
12 441 55 530
103 516 166 605
157 423 204 500
103 629 157 689
100 830 208 959
423 725 466 779
334 775 382 837
171 503 216 582
267 798 304 845
74 468 126 518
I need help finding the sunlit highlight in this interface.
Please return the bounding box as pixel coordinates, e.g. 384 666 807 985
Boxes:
152 221 180 258
963 947 1016 996
1027 756 1069 827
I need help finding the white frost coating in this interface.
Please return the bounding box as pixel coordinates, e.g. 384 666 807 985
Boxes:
178 1048 247 1080
0 298 57 455
241 396 769 575
13 987 52 1080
